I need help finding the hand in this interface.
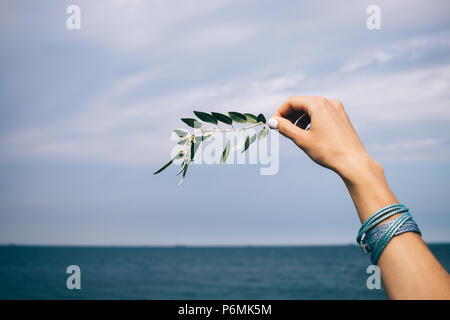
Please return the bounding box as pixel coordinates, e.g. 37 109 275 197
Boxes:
269 96 380 182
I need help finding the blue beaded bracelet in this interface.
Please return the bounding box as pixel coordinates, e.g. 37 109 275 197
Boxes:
370 211 412 264
357 203 407 248
365 219 421 253
357 204 422 265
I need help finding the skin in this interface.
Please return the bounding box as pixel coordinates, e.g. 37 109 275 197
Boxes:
271 96 450 300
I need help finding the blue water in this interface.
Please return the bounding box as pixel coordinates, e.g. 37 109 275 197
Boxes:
1 244 449 299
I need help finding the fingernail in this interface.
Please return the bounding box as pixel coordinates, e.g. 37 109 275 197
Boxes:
267 117 278 129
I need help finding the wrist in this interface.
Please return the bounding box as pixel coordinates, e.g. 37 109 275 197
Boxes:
337 152 384 185
337 153 398 223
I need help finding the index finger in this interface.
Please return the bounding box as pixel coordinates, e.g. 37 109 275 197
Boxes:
274 96 317 119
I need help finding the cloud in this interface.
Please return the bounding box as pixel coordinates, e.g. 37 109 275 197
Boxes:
368 138 450 163
1 0 450 167
340 51 392 72
0 70 305 164
371 138 440 151
2 0 450 246
3 59 450 166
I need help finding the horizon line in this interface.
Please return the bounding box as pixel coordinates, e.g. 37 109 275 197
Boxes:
1 241 449 248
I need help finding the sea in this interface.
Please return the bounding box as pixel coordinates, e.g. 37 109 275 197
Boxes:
1 244 449 300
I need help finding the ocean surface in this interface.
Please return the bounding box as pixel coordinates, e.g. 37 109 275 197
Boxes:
1 244 449 300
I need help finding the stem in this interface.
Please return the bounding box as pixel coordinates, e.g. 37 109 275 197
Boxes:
199 122 265 133
177 123 267 164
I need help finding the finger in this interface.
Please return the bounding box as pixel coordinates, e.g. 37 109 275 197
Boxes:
270 115 310 149
274 96 317 119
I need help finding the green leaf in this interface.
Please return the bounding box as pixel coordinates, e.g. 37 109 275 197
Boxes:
211 112 233 125
194 134 211 142
242 136 250 153
257 113 266 123
181 118 202 128
221 139 231 164
177 138 187 145
193 111 218 125
242 134 257 153
174 129 188 138
258 126 269 140
190 141 201 160
244 113 258 124
178 162 189 185
153 159 172 174
228 112 247 123
153 151 184 174
176 161 185 175
176 160 187 175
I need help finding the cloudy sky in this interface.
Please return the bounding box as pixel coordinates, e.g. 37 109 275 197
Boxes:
1 0 450 245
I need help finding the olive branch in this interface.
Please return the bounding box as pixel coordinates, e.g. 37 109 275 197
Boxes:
154 111 269 184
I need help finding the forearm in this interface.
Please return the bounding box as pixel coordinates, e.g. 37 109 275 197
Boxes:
340 155 450 299
339 154 397 224
271 96 450 298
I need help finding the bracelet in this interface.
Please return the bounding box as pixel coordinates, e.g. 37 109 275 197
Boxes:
370 211 412 264
356 203 407 247
356 204 422 265
365 219 421 253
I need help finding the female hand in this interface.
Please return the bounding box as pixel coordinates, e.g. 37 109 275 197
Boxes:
268 96 381 183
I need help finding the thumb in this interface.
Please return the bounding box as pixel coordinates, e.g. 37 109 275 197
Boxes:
268 116 309 149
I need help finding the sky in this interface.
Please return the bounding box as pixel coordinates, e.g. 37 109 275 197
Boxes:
0 0 450 245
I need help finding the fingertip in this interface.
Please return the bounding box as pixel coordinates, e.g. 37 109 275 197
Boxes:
267 117 279 129
272 115 310 147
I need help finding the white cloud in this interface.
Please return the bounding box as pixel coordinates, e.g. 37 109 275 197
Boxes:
340 51 392 72
75 0 239 52
2 58 450 166
1 0 450 167
316 64 450 127
370 139 440 152
367 138 450 163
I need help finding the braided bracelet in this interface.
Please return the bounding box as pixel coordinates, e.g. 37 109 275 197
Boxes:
357 204 422 264
365 219 421 253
